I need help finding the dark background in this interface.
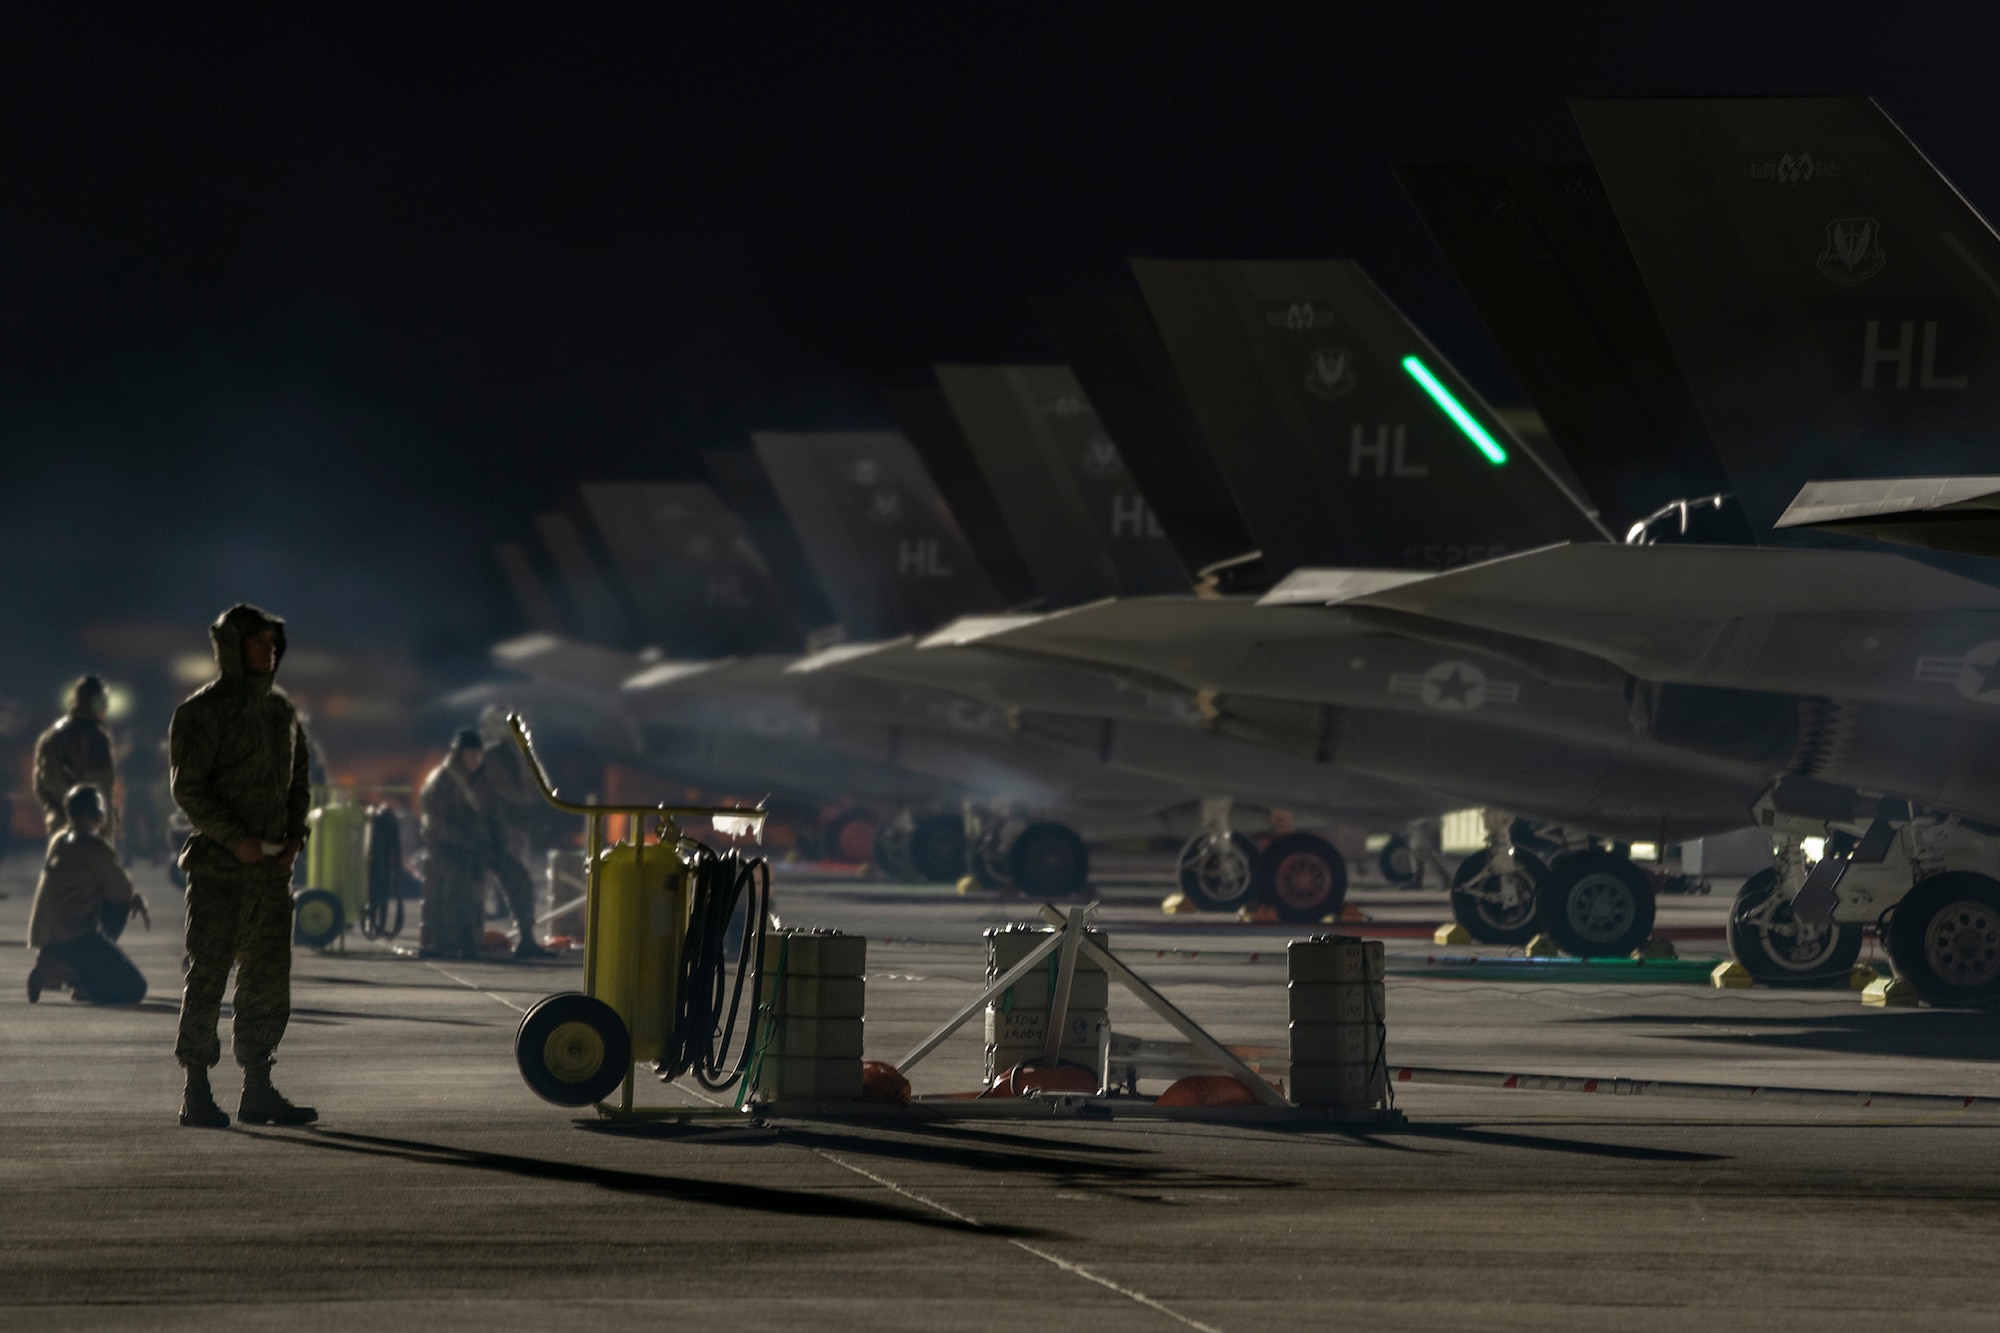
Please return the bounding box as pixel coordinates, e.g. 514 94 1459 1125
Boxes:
1 4 1993 705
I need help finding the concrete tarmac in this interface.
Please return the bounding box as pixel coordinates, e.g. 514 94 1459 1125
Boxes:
7 853 2000 1330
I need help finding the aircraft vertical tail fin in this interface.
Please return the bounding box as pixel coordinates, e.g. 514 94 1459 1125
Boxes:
936 364 1190 603
1398 161 1752 544
1574 96 2000 536
752 430 1005 640
1033 293 1263 585
1129 257 1608 582
577 481 802 656
703 446 842 638
883 387 1042 609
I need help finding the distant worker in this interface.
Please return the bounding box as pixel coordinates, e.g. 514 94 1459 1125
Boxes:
169 604 317 1130
35 675 117 838
477 704 540 862
419 728 554 961
26 785 149 1005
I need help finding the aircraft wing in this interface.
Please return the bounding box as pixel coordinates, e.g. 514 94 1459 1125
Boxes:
1282 542 2000 710
492 634 646 690
1777 477 2000 557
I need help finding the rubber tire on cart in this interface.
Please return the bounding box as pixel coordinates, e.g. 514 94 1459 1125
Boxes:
824 810 876 865
1726 868 1863 987
1534 850 1656 958
1378 834 1419 887
1254 832 1348 924
1450 848 1548 946
872 821 914 880
1885 872 2000 1006
1009 822 1090 898
516 992 632 1107
908 813 968 884
1178 831 1260 912
293 888 345 949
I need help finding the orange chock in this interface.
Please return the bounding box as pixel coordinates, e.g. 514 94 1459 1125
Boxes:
1156 1075 1260 1108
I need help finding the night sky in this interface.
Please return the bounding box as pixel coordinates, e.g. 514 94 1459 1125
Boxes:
2 5 1995 702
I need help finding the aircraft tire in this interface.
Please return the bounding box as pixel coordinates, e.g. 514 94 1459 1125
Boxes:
1378 834 1419 887
1177 832 1259 911
872 820 914 879
1009 823 1089 898
908 813 968 883
1254 832 1347 924
1726 869 1862 987
1886 872 2000 1006
1449 847 1547 946
1534 850 1655 958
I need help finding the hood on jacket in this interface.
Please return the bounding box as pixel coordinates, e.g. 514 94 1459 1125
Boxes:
209 603 288 684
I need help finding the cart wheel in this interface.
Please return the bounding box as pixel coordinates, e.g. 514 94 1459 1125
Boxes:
516 992 631 1107
293 888 345 949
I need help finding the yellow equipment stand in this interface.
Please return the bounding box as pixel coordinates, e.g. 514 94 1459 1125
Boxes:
503 714 765 1119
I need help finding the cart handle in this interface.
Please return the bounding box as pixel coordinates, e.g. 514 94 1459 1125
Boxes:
505 712 765 825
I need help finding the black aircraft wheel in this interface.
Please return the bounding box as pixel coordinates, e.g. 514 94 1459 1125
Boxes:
516 992 632 1107
909 813 968 884
293 888 345 949
1535 850 1655 958
1178 832 1259 911
1886 873 2000 1006
1378 834 1419 888
1009 822 1090 898
872 821 914 879
1449 848 1548 946
1254 832 1348 924
1726 868 1862 987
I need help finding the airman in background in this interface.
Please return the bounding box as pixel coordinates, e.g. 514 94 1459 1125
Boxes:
35 675 117 839
26 784 149 1005
420 728 554 961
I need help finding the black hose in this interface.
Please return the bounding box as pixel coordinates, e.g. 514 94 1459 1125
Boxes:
657 841 772 1091
361 807 406 941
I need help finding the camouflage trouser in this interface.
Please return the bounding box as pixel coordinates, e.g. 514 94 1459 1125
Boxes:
176 858 294 1071
421 847 533 956
421 850 486 957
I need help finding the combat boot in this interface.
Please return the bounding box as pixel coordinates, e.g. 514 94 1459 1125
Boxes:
238 1065 317 1126
179 1066 230 1129
513 934 557 961
26 958 76 1002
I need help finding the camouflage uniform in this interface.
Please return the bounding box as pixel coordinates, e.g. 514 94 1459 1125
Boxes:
34 703 116 838
170 605 312 1073
419 755 534 956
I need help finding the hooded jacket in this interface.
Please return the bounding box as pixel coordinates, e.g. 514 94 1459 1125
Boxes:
33 706 116 827
168 604 312 862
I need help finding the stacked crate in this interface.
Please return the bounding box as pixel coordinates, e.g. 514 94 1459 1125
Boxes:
1286 935 1387 1109
984 924 1111 1082
748 927 867 1103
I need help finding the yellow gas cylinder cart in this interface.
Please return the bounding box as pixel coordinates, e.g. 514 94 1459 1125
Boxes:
502 715 772 1117
295 788 413 949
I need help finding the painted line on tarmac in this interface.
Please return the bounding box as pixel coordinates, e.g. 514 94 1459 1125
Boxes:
424 962 529 1015
810 1147 1222 1333
1394 1065 2000 1113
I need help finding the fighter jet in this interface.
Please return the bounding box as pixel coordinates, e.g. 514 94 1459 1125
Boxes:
788 369 1449 919
1289 96 2000 1002
929 259 1785 957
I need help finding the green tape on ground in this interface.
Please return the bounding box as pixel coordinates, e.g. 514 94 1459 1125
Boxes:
1390 955 1720 985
